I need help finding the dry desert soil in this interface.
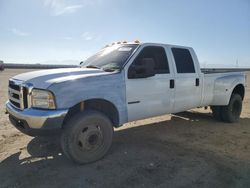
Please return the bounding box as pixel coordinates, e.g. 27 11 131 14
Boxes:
0 69 250 188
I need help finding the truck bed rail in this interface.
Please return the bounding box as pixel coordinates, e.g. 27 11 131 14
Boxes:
201 68 250 74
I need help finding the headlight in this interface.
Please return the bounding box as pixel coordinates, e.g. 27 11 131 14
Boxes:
31 89 56 109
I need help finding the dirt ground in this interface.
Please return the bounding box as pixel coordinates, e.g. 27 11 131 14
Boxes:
0 69 250 188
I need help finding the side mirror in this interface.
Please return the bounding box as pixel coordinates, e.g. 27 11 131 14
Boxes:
128 58 156 79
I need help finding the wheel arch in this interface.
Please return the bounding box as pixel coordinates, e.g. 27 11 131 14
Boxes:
231 84 245 100
63 98 120 128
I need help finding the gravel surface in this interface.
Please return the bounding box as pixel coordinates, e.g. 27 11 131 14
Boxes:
0 69 250 188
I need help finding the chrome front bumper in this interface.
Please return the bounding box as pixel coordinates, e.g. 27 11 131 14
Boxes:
6 101 68 134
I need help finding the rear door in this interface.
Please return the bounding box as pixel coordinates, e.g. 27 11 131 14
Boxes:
170 47 202 112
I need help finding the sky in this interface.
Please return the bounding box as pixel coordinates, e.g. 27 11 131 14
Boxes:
0 0 249 67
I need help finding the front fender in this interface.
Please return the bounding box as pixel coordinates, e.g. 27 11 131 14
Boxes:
48 73 128 125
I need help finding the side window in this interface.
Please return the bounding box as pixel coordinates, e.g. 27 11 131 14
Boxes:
132 46 170 74
172 48 195 73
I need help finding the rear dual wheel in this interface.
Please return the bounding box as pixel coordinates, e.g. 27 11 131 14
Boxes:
211 106 223 121
61 110 113 164
211 94 242 123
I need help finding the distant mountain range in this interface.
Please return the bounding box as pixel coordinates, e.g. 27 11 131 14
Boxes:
2 60 250 69
200 63 250 69
38 60 80 65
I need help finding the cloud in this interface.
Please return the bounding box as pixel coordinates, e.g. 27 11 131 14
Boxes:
81 32 93 41
11 28 30 36
44 0 83 16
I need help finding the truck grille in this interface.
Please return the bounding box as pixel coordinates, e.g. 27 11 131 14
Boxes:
8 80 28 109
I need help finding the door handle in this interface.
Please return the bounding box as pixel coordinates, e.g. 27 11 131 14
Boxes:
196 78 199 86
170 79 175 89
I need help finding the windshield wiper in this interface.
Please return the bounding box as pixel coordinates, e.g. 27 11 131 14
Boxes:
102 67 120 72
86 65 100 69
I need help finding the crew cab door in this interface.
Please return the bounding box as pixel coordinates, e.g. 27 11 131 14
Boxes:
125 45 175 121
170 47 202 112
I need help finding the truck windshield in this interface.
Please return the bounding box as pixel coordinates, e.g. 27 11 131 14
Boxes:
81 44 139 72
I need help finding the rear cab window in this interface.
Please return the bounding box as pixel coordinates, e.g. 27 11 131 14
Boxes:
171 48 196 73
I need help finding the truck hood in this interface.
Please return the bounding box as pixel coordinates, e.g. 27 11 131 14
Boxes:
12 68 113 89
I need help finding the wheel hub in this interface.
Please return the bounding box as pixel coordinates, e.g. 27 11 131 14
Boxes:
78 125 103 151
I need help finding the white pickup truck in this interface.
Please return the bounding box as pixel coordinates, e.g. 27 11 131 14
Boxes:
6 42 246 164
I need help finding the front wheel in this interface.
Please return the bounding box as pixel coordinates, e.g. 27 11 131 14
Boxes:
61 110 113 164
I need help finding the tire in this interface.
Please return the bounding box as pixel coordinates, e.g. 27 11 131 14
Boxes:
210 106 223 121
221 94 242 123
61 110 113 164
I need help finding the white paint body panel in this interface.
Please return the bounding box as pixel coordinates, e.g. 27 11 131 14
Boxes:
126 74 175 121
12 68 110 89
201 72 246 106
124 43 246 122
